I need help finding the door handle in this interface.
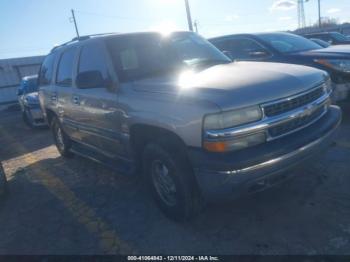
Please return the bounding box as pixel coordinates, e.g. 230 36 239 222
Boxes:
72 96 80 105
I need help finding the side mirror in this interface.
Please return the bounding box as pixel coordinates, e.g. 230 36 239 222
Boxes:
222 50 233 60
248 50 269 58
76 70 104 89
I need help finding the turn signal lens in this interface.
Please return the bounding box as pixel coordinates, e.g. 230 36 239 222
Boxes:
204 132 266 152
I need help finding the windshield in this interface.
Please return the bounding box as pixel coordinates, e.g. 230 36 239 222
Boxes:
330 32 349 41
106 32 230 82
21 77 38 93
311 38 330 48
258 33 322 53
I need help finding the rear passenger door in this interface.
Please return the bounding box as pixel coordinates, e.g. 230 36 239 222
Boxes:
55 47 81 141
74 41 122 157
38 53 57 117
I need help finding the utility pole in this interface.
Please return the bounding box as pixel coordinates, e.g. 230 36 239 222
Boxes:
318 0 321 28
297 0 306 28
184 0 193 31
71 9 80 39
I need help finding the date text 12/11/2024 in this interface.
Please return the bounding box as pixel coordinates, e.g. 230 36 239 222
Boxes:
127 256 220 261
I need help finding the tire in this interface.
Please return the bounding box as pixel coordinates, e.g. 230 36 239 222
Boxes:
51 117 74 158
143 141 202 221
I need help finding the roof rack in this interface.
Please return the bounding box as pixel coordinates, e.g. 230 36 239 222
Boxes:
50 32 119 52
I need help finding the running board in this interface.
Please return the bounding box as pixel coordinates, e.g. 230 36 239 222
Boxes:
70 141 136 176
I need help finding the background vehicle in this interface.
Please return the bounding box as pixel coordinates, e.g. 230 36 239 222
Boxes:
209 32 350 102
39 31 341 221
17 75 45 128
302 32 350 45
310 38 331 48
0 163 7 197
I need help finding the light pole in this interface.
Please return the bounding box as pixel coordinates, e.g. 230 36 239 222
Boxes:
318 0 321 27
184 0 193 31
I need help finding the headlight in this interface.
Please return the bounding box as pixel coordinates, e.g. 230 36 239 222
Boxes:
315 59 350 73
24 97 39 107
203 106 262 130
322 77 333 94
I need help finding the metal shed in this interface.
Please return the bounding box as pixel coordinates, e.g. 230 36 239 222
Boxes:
0 56 44 105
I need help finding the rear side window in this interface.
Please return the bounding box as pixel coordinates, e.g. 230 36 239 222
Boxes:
226 38 268 59
78 43 109 81
38 54 56 86
56 48 78 86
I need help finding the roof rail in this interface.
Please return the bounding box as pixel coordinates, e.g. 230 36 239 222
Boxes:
50 32 119 52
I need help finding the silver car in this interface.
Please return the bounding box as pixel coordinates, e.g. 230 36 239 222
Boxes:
17 75 45 128
39 31 341 221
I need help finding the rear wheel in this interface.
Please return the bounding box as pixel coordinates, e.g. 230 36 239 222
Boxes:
143 141 202 221
51 117 73 158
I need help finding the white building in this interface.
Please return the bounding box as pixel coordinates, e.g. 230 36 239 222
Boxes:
0 56 44 105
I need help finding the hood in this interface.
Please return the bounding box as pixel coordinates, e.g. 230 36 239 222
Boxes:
132 61 327 110
24 92 40 104
292 47 350 59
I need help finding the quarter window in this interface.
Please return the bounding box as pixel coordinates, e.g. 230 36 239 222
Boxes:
56 48 78 86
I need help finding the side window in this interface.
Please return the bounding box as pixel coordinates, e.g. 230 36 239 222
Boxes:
56 48 78 87
38 53 56 86
78 43 109 82
228 38 269 59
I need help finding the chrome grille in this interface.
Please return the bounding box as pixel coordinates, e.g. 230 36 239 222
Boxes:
268 105 326 138
263 86 324 117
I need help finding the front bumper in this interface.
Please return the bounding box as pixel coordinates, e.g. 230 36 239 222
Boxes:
188 106 342 201
26 107 46 127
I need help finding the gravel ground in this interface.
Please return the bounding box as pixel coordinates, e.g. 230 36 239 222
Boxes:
0 105 349 255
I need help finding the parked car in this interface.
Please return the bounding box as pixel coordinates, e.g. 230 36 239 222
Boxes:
39 31 341 220
0 163 7 197
209 32 350 102
310 38 331 48
302 32 350 45
17 75 46 128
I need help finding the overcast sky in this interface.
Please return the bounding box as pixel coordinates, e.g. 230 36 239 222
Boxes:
0 0 349 59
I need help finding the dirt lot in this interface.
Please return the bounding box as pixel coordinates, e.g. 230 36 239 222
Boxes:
0 105 349 255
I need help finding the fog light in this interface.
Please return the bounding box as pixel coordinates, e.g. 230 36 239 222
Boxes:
204 132 266 153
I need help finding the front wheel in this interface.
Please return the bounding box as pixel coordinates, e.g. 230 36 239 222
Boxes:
143 142 202 221
51 117 73 158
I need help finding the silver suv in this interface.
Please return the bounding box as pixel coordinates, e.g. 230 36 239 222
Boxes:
38 31 341 220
